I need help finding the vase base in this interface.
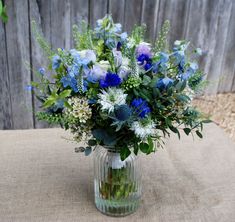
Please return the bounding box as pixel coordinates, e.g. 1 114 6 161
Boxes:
95 197 140 217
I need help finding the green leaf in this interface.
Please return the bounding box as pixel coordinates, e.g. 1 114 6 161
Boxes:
169 126 180 139
88 139 97 146
1 7 8 23
120 146 131 161
183 128 191 135
84 146 92 156
201 119 212 124
59 89 71 98
196 130 203 138
142 75 151 85
139 142 150 154
0 1 3 14
63 101 72 109
133 143 139 155
42 98 55 108
147 136 154 152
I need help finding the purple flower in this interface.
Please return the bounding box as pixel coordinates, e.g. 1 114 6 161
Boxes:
99 72 122 88
136 42 152 58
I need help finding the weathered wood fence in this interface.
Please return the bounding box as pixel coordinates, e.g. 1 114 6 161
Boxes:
0 0 235 129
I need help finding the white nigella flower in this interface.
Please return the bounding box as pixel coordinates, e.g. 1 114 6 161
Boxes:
98 88 127 113
131 120 156 139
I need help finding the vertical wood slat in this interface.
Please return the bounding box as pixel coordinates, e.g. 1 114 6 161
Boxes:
108 0 126 24
218 1 235 92
0 21 13 129
124 0 143 33
4 0 34 129
141 0 159 42
1 0 235 129
29 0 52 128
89 0 108 28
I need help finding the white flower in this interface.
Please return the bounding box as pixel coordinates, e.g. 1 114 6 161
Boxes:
97 60 111 70
131 121 155 139
66 97 92 123
98 88 127 113
78 50 96 63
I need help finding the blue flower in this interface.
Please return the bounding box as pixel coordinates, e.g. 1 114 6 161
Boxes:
144 62 152 71
114 104 132 121
25 85 33 91
99 72 122 88
52 99 65 112
61 75 78 92
152 52 169 73
156 77 174 90
137 54 151 65
120 32 128 41
38 67 45 75
52 55 61 70
179 62 198 80
117 42 122 51
131 98 151 118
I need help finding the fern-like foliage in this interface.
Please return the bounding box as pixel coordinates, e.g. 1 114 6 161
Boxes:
31 21 53 57
73 21 93 50
131 24 146 44
36 112 65 126
154 20 170 53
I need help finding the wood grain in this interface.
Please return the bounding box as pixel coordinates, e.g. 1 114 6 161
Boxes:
4 0 34 129
1 0 235 129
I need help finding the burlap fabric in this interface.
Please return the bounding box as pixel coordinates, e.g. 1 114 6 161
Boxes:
0 124 234 222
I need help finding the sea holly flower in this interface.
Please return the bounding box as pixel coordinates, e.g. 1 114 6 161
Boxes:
156 77 174 90
99 72 122 88
130 120 155 139
131 98 151 118
52 55 61 70
98 88 127 113
114 104 132 121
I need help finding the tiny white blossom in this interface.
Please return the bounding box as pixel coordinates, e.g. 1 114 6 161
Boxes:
131 121 155 139
98 88 127 113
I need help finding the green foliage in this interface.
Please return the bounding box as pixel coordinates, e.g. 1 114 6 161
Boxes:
0 0 8 23
73 21 93 50
131 24 146 44
31 20 53 57
154 20 170 53
36 112 65 125
120 146 131 161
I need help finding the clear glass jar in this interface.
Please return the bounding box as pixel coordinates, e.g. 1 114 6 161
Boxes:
94 146 141 217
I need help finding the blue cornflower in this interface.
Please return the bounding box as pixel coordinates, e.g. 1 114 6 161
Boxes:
61 75 78 92
52 55 61 70
99 72 122 88
131 98 151 118
156 77 174 90
38 67 45 75
137 54 151 65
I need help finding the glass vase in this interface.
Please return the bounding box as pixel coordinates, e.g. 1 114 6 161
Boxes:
94 146 141 217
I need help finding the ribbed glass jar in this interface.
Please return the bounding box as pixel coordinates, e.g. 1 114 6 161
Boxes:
94 146 141 217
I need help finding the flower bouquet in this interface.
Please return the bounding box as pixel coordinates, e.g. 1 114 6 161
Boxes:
31 15 209 216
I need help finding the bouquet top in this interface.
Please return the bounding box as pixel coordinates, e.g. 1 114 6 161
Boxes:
31 15 209 160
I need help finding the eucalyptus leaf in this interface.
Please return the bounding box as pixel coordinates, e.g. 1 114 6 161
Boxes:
120 146 131 161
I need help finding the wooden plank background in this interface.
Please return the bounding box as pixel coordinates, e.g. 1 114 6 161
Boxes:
0 0 235 129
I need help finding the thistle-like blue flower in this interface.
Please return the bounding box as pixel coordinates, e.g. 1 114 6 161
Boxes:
99 72 122 88
131 98 151 118
52 55 61 70
114 104 132 121
156 77 174 90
